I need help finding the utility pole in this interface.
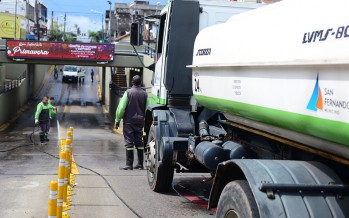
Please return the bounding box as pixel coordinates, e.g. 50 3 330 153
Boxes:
14 0 18 39
35 0 40 40
63 13 66 41
51 11 54 34
102 14 104 43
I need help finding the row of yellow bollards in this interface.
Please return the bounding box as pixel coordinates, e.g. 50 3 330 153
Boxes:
48 127 76 218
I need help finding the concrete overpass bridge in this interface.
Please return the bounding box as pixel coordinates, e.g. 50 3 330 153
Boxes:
0 43 145 68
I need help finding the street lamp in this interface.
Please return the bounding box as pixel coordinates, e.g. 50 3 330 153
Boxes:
90 9 104 42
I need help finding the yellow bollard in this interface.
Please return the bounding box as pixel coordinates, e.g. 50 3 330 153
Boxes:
69 127 74 142
57 152 66 218
64 141 72 181
48 180 58 218
65 139 73 165
65 139 75 184
66 131 73 144
69 127 74 135
60 138 66 151
63 150 71 209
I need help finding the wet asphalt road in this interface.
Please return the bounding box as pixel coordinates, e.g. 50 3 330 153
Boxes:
0 68 215 218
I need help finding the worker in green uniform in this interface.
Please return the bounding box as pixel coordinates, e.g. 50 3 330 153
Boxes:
115 75 148 170
35 96 51 144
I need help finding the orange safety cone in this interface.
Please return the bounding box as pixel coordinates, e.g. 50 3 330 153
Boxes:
48 180 58 218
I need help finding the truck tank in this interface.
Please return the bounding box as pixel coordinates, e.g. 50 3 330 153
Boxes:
190 0 349 158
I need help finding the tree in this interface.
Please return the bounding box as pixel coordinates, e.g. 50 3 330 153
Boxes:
65 33 78 42
49 28 64 41
88 30 103 43
74 24 81 35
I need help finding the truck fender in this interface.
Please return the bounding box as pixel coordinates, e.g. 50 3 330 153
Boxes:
148 110 177 165
149 109 192 165
144 104 167 136
209 159 349 217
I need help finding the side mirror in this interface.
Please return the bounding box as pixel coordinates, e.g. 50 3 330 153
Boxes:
130 23 143 46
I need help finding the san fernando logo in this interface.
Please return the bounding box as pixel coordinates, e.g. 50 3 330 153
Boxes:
307 74 323 111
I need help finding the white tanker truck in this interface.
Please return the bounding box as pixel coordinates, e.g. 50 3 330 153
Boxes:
130 0 349 217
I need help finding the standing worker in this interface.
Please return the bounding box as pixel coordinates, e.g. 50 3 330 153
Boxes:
115 75 147 170
35 96 51 144
91 69 94 82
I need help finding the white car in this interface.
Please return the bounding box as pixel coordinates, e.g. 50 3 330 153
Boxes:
62 65 85 83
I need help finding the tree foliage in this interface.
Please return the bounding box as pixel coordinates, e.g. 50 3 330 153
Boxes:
49 28 78 42
88 30 103 43
49 28 64 41
74 24 81 35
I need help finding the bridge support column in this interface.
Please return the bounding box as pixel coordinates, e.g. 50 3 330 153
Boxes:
27 64 35 98
0 65 5 85
101 67 106 105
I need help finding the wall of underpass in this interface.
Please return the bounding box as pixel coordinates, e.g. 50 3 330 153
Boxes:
0 63 51 127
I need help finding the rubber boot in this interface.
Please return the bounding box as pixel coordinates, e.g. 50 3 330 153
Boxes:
39 132 46 144
119 149 134 170
44 132 50 142
134 149 144 170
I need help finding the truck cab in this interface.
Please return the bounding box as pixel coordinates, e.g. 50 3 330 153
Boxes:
62 65 85 83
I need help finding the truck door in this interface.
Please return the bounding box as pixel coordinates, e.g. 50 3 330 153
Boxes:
151 4 171 105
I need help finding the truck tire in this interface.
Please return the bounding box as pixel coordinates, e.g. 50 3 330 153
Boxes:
216 180 259 218
146 126 174 192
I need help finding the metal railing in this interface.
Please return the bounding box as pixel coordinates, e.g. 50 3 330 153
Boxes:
144 45 156 58
0 70 27 94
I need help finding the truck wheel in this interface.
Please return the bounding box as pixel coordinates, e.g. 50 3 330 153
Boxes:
216 180 259 218
146 126 174 192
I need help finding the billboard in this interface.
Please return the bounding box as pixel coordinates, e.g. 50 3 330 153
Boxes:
6 40 115 61
0 13 22 39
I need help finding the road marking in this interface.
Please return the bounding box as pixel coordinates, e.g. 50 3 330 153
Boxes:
173 184 215 211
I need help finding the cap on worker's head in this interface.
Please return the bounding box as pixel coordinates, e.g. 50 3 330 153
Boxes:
132 75 141 85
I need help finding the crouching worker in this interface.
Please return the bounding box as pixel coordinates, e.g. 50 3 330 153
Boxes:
115 75 147 170
35 96 51 144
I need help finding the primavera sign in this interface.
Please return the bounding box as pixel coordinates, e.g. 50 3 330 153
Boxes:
6 40 114 61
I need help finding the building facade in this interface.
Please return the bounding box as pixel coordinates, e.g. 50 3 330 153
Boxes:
0 0 48 40
106 1 163 40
